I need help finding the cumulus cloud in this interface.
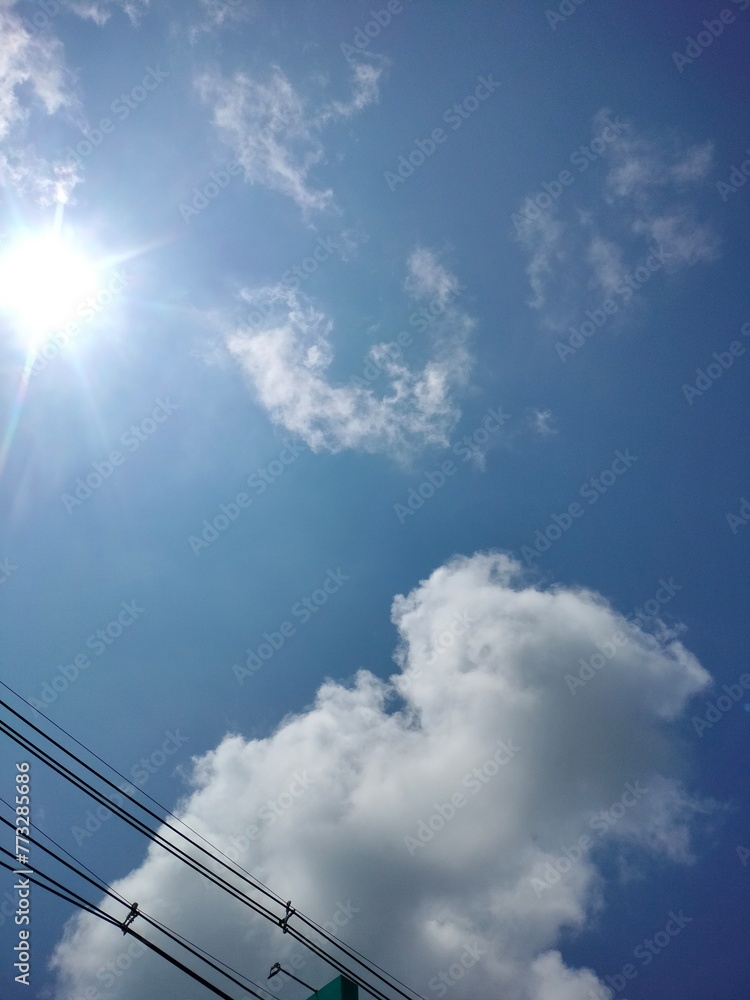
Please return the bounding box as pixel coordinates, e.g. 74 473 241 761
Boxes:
515 111 718 329
50 552 714 1000
226 248 474 458
196 60 381 213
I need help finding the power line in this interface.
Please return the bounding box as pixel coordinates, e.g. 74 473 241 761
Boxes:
0 678 287 902
0 693 426 1000
0 706 416 1000
0 814 274 1000
0 714 284 924
0 722 394 1000
1 681 425 1000
0 696 283 915
1 713 391 999
0 847 122 928
0 679 286 906
0 793 129 902
0 852 241 1000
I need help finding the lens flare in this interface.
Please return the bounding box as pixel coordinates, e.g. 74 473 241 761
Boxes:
0 230 99 350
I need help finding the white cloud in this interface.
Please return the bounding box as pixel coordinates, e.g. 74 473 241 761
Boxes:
49 552 714 1000
0 2 82 202
195 66 331 214
226 248 474 458
585 232 628 299
604 128 714 199
404 245 462 306
315 61 382 124
602 121 718 268
196 60 380 213
528 408 556 436
0 2 73 141
0 145 80 204
632 211 717 269
515 113 718 328
60 0 150 24
193 0 257 34
515 210 566 313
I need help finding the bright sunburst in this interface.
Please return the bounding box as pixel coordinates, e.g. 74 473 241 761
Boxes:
0 229 100 350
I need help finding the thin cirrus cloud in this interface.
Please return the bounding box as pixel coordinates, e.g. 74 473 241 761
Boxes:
226 248 475 459
195 59 381 215
193 0 258 33
49 552 714 1000
59 0 151 24
515 110 718 331
527 407 557 436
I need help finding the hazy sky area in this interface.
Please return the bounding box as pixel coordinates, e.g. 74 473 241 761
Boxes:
0 2 748 999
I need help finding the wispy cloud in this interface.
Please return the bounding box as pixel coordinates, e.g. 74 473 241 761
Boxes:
60 0 151 25
515 210 566 312
0 145 80 205
196 60 381 214
226 248 474 459
0 2 82 202
315 60 381 123
0 3 73 140
405 245 462 305
604 128 714 198
193 0 258 34
527 408 557 436
631 211 717 268
585 231 629 298
515 112 718 329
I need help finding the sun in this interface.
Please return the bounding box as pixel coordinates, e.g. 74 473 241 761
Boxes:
0 229 100 350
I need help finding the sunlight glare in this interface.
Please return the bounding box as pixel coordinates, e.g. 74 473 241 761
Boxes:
0 230 100 348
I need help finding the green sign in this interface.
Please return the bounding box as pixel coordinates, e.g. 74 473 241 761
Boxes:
305 975 358 1000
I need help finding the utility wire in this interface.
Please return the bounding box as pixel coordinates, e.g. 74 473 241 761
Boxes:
0 813 275 1000
0 709 417 1000
0 793 129 902
3 796 276 1000
0 695 426 1000
0 852 240 1000
1 715 387 999
0 697 282 913
0 812 125 904
0 716 284 923
1 682 426 1000
0 707 414 1000
0 679 286 904
0 847 121 928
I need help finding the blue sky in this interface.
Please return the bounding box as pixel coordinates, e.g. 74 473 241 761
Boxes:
0 1 748 998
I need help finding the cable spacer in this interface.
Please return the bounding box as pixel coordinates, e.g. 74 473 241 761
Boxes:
279 899 295 933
